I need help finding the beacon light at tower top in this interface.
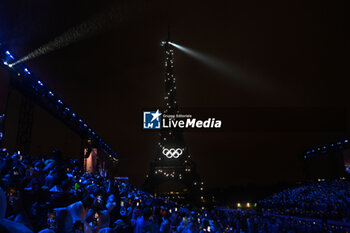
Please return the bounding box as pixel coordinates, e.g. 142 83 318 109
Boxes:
0 45 118 159
161 41 174 47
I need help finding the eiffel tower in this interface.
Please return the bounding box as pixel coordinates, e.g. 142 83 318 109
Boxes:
143 35 204 202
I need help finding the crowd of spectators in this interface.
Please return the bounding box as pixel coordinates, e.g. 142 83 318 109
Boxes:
1 148 349 233
215 209 349 233
259 180 350 221
0 148 238 233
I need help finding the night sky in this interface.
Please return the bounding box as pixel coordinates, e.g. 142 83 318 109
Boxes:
0 0 346 188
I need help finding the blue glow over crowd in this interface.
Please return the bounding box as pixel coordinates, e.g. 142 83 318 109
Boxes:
0 149 349 233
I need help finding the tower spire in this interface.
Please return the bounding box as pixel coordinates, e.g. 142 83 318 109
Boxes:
167 24 171 42
167 0 171 42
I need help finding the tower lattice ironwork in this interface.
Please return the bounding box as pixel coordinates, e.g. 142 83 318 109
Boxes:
143 38 204 202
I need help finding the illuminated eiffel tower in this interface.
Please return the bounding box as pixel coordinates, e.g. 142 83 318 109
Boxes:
143 35 203 202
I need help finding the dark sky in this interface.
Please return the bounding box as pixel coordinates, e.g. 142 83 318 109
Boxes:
0 0 347 188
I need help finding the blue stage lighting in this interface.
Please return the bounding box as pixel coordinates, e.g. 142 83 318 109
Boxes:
1 45 117 159
5 51 14 59
345 139 348 143
337 141 341 145
5 51 15 59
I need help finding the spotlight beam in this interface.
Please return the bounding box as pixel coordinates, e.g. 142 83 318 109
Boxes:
169 42 275 92
10 1 148 67
11 8 116 67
